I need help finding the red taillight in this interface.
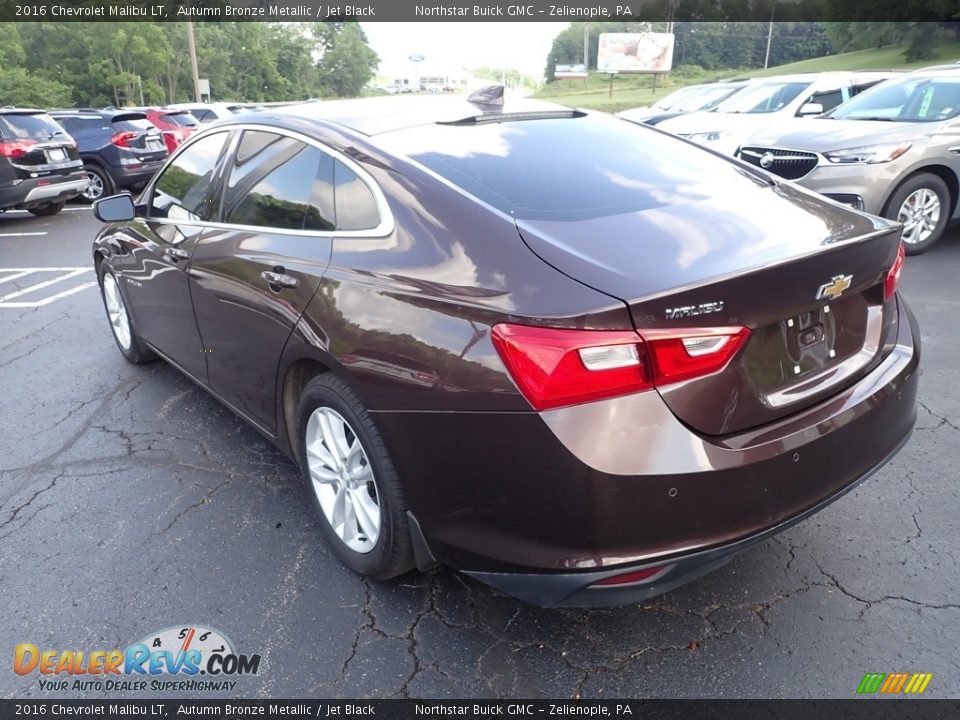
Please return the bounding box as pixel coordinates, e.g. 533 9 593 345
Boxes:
641 327 751 385
490 325 652 411
161 131 179 154
592 566 665 586
884 243 905 302
111 131 138 148
0 139 37 158
491 323 750 411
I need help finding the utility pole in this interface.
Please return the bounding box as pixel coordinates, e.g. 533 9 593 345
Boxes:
186 20 202 102
764 4 774 69
583 22 589 72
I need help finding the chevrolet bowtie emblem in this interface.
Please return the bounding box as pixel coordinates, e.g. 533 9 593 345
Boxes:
816 274 853 301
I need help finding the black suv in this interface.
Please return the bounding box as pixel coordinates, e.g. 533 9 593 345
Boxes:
0 108 88 216
49 110 167 202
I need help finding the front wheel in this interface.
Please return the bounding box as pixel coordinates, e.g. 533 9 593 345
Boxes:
98 265 156 364
884 173 951 256
27 202 65 217
297 374 414 579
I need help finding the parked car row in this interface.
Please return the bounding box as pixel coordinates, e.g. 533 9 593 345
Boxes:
0 101 255 215
621 64 960 254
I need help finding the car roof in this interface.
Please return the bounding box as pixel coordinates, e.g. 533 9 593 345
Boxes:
50 109 148 121
903 64 960 77
269 94 579 136
746 71 900 84
0 107 47 115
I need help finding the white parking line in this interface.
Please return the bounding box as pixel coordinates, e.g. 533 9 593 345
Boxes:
0 281 98 308
3 207 91 214
0 271 38 285
0 267 96 308
0 267 92 272
0 232 47 237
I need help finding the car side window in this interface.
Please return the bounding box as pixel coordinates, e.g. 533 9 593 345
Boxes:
805 88 843 113
223 130 328 231
335 160 380 232
150 131 229 222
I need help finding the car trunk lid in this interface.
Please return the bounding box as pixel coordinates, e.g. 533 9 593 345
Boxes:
517 181 902 435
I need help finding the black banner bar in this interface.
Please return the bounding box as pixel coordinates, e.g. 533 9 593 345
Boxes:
0 0 958 22
2 700 960 720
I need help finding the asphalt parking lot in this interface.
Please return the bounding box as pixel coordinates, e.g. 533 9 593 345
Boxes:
1 206 958 699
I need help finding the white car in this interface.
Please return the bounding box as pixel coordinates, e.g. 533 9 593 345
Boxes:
167 102 245 124
656 71 901 156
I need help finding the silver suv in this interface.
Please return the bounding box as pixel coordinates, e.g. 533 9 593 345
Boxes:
737 65 960 254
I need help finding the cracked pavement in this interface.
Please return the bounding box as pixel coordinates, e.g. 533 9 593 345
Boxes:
1 209 958 699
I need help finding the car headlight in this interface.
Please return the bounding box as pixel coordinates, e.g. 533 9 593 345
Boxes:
824 143 912 164
685 131 729 144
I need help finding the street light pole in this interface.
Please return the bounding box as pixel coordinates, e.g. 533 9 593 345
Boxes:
186 20 202 102
583 22 589 71
764 4 774 69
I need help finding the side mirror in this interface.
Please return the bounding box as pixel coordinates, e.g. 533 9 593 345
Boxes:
94 193 136 223
798 102 825 117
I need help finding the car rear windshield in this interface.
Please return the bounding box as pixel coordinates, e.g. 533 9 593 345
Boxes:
163 113 198 127
0 112 68 140
379 113 762 221
113 118 157 133
828 75 960 122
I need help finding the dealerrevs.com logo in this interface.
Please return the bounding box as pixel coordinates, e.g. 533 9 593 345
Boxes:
14 625 261 692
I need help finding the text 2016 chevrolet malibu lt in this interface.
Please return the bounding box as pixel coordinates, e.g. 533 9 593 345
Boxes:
92 94 919 606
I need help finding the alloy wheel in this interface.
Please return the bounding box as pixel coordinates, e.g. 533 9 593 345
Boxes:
897 188 941 246
102 273 132 350
305 407 381 553
83 171 105 201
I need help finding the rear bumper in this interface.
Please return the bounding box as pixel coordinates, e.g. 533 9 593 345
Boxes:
467 427 912 607
374 296 919 605
0 172 89 209
106 160 165 189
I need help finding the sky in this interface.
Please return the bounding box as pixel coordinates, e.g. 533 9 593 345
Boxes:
360 22 569 81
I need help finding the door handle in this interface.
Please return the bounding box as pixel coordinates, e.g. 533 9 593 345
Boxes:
164 247 190 262
261 270 299 290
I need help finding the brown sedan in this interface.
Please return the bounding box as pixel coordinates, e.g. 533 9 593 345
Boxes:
91 93 919 606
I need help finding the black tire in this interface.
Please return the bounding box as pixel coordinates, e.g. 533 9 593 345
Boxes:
27 202 65 217
883 173 951 256
81 164 114 203
296 374 414 580
97 263 156 364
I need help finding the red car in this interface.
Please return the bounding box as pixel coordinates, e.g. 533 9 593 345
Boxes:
141 108 199 154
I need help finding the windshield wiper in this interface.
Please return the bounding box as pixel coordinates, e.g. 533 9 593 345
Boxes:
847 116 899 122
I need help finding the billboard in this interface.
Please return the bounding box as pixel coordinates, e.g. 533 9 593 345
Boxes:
554 63 589 80
597 33 676 74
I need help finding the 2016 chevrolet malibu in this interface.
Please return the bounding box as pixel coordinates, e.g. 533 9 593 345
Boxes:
91 93 919 607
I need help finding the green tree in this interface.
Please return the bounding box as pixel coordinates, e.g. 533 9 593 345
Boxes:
314 23 379 98
0 68 72 107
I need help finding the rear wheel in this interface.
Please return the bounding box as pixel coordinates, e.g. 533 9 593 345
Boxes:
27 202 65 217
98 265 156 364
297 374 414 579
81 165 114 203
884 173 951 255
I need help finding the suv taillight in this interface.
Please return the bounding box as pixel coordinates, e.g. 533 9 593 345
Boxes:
884 243 905 302
111 131 138 148
0 139 37 158
491 324 750 411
